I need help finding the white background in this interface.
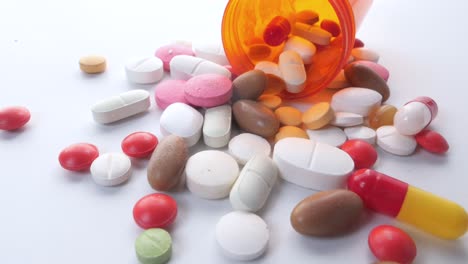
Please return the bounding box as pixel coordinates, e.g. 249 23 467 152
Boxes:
1 0 467 263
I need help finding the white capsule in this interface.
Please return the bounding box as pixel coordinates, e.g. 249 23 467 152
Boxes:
278 50 307 93
331 87 382 116
344 126 376 145
125 56 164 84
160 103 203 147
169 55 231 80
203 105 232 148
306 126 347 147
331 112 364 127
283 36 316 64
394 102 432 136
192 42 229 65
376 126 417 156
91 89 151 124
90 153 132 186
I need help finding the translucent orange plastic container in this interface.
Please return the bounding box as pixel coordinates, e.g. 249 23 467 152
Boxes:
222 0 373 99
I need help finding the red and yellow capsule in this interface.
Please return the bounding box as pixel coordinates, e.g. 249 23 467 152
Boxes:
348 169 468 240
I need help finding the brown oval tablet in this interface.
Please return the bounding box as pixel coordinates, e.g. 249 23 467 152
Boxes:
232 70 267 102
290 189 364 236
264 74 287 95
233 99 280 138
147 135 188 191
344 63 390 102
248 44 272 61
79 55 106 74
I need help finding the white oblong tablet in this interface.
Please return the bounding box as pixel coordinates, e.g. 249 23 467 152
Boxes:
90 153 132 186
331 87 382 116
203 105 232 148
91 89 151 124
125 56 164 84
376 126 417 156
283 36 316 64
192 42 229 65
278 50 306 93
344 126 376 145
228 133 272 165
230 155 278 212
306 126 347 147
293 23 332 46
254 61 283 78
331 112 364 127
169 55 231 80
160 103 203 147
273 137 354 190
216 211 269 261
185 150 239 199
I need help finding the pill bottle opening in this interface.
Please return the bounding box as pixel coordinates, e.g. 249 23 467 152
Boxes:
222 0 356 99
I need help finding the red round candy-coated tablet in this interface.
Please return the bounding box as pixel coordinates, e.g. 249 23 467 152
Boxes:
368 225 417 264
341 140 378 169
354 38 365 48
320 19 341 37
0 106 31 131
133 193 178 229
121 132 158 158
415 129 449 154
58 143 99 171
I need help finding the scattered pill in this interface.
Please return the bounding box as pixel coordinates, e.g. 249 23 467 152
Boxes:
170 55 231 80
275 126 309 142
351 48 379 62
376 126 417 156
415 129 449 154
302 102 335 130
306 126 347 147
232 100 280 138
135 228 172 264
125 56 164 84
344 63 390 102
248 44 272 61
58 143 99 171
0 106 31 131
331 112 364 127
344 126 376 145
394 96 438 136
341 139 378 169
254 61 283 78
230 155 278 212
283 36 317 64
155 44 195 71
327 70 350 89
274 106 302 126
90 152 132 186
147 135 188 191
192 42 229 65
257 95 282 110
354 38 365 48
273 137 354 190
203 105 232 148
294 23 332 46
351 60 389 81
232 70 266 102
159 103 203 147
264 74 287 95
295 10 319 25
279 50 307 93
91 89 151 124
185 150 239 199
216 211 269 261
368 225 417 264
121 132 158 159
154 80 188 109
263 16 291 46
133 193 178 229
184 74 233 108
331 87 382 117
349 169 468 239
320 19 341 37
228 133 272 165
368 104 397 129
291 190 364 236
79 55 106 74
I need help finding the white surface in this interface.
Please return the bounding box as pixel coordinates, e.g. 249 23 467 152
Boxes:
1 0 468 263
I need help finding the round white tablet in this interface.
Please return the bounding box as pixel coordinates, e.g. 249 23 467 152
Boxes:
344 126 376 145
228 133 271 165
376 126 417 156
306 126 347 147
185 150 239 199
160 103 204 147
90 153 132 186
215 211 269 261
125 56 164 84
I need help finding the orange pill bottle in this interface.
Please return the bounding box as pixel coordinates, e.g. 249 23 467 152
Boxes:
222 0 373 98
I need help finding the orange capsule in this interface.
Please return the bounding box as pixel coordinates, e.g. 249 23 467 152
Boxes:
263 16 291 46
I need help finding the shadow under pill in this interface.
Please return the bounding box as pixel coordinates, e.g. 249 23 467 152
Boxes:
59 169 90 183
0 127 29 140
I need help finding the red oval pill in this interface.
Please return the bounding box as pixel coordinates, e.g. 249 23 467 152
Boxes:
263 16 291 46
354 38 365 48
320 19 341 37
58 143 99 171
368 225 417 264
121 131 158 158
0 106 31 131
415 129 449 154
341 140 378 169
133 193 177 229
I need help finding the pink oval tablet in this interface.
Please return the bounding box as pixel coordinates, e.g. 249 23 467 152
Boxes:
0 106 31 131
351 61 389 81
155 44 195 71
155 80 189 109
184 74 233 108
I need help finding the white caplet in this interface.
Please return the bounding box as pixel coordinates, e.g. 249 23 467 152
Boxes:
203 105 232 148
331 87 382 116
283 36 316 64
169 55 231 80
376 126 417 156
306 126 347 147
160 103 203 147
393 102 432 135
90 153 132 186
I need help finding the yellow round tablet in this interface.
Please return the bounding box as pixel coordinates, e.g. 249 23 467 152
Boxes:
275 126 309 143
274 106 302 126
79 55 107 74
302 102 335 130
258 95 282 110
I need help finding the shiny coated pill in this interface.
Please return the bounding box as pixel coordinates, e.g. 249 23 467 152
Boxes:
58 143 99 171
0 106 31 131
133 193 177 229
368 225 417 264
341 139 378 169
121 132 158 158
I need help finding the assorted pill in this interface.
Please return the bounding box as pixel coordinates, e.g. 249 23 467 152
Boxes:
0 106 31 131
278 50 307 93
203 105 232 148
376 126 417 156
79 55 106 74
274 106 302 126
170 55 231 80
184 74 233 107
351 60 389 81
294 23 332 46
121 132 158 158
228 133 272 165
257 94 282 110
192 42 229 65
58 143 99 171
159 103 204 147
231 70 266 101
302 102 335 130
155 43 195 71
351 48 380 62
90 152 132 186
125 56 164 84
415 129 449 154
133 193 178 230
306 126 347 147
295 10 319 25
274 125 309 142
344 63 390 101
263 16 291 46
340 140 378 169
368 104 397 129
344 125 376 145
320 19 341 37
327 70 350 89
331 87 382 117
368 225 417 264
154 80 188 109
394 96 438 135
232 100 280 138
135 228 172 264
283 36 316 64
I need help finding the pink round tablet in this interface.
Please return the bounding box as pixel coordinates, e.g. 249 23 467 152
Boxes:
351 61 390 81
155 44 195 71
184 74 233 108
155 80 189 109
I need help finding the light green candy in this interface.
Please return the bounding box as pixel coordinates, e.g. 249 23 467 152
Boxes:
135 228 172 264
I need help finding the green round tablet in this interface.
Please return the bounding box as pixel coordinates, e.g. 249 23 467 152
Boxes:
135 228 172 264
